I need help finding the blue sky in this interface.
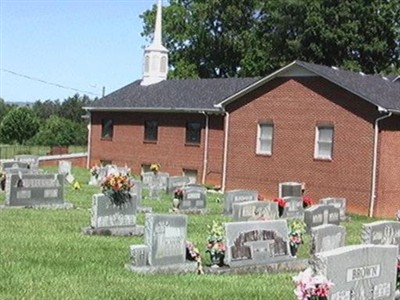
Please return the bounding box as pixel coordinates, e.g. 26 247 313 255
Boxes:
0 0 156 102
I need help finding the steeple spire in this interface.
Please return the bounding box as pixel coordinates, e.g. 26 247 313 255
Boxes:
141 0 169 86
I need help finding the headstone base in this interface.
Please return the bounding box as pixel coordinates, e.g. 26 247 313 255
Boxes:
205 258 308 275
175 208 208 215
81 225 144 236
137 206 152 213
125 261 198 274
0 202 74 210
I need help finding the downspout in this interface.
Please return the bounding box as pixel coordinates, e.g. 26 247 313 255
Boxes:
369 110 392 217
86 111 92 169
221 112 230 192
201 111 209 184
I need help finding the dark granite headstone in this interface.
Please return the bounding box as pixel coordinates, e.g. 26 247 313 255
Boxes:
232 201 279 221
179 185 207 211
311 244 397 300
361 220 400 254
167 176 190 194
6 174 65 207
279 182 302 198
223 189 258 214
145 214 187 266
224 219 293 267
319 197 347 221
2 161 29 170
304 204 340 232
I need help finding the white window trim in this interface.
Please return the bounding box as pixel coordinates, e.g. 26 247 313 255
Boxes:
314 125 334 160
256 123 273 155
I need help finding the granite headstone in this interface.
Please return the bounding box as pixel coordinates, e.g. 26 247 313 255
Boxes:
223 189 258 215
232 201 279 222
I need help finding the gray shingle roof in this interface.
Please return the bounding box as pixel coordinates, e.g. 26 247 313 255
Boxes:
86 61 400 113
296 61 400 111
87 77 261 112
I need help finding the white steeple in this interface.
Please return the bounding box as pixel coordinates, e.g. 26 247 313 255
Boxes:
141 0 169 86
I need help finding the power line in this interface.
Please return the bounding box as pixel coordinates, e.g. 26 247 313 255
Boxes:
1 68 101 97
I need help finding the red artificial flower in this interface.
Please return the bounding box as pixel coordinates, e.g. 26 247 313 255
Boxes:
274 197 287 208
303 196 314 207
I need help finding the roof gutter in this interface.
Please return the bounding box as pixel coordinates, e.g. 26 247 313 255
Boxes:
369 108 392 217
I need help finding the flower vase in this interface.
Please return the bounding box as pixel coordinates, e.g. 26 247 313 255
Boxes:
290 243 298 257
278 206 285 217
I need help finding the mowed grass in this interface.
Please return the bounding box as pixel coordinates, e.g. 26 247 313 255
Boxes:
0 167 382 300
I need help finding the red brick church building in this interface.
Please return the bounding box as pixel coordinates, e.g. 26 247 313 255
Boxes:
84 0 400 217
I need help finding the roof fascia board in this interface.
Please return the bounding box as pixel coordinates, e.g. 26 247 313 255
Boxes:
83 106 223 114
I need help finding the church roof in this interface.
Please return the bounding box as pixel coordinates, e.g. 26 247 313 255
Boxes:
86 61 400 113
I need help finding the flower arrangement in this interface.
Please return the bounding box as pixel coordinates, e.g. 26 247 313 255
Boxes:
288 220 306 257
293 268 334 300
274 197 287 217
206 220 226 267
90 165 100 178
150 163 161 173
101 173 133 207
186 241 204 275
397 258 400 290
303 196 314 208
174 188 184 200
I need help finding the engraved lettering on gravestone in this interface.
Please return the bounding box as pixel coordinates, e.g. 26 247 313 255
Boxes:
155 222 184 259
181 201 190 208
187 193 200 200
234 195 254 201
16 190 31 199
382 226 395 244
313 214 323 223
346 264 380 282
288 200 301 211
22 179 60 188
242 205 254 217
44 189 58 198
373 282 391 298
330 212 339 222
195 200 204 207
331 290 351 300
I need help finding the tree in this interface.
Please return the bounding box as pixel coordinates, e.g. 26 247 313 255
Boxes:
140 0 400 77
60 94 93 124
0 107 40 144
32 116 87 146
32 99 61 121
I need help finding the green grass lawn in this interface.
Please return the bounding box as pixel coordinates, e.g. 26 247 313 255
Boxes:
0 167 382 300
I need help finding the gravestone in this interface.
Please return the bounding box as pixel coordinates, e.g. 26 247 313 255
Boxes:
223 189 258 215
232 201 279 222
147 172 169 200
96 167 108 183
279 182 302 198
281 197 305 220
311 244 398 300
178 185 207 213
58 160 72 176
319 197 347 221
310 224 346 255
167 176 190 194
15 155 39 170
1 161 29 170
126 213 197 274
361 221 400 254
130 179 152 213
224 219 294 267
1 173 72 209
82 193 144 236
304 204 340 232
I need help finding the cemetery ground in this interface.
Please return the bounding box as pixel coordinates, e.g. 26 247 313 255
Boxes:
0 167 381 300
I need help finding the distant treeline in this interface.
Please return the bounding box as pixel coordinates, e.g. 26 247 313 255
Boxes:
0 94 96 146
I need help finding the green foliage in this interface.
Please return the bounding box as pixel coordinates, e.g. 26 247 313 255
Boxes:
0 98 14 124
0 106 40 144
31 116 87 146
141 0 400 77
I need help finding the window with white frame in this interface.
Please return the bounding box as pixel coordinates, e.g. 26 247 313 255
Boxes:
314 125 334 159
256 123 274 155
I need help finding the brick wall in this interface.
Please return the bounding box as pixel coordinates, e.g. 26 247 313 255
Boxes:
375 116 400 217
225 77 380 216
89 112 224 185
